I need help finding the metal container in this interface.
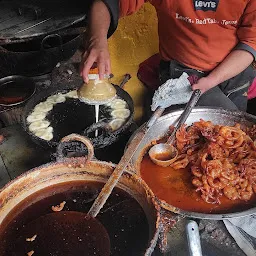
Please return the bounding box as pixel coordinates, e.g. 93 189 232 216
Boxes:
0 1 87 77
0 1 87 44
0 75 36 126
0 135 174 255
129 107 256 220
0 75 35 106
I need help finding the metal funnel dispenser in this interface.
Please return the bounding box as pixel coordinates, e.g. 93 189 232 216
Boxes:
78 68 116 105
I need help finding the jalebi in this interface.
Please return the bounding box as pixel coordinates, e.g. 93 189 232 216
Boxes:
168 119 256 204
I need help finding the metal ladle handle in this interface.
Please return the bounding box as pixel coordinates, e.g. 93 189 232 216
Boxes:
186 220 203 256
167 89 201 145
88 105 165 218
119 74 131 88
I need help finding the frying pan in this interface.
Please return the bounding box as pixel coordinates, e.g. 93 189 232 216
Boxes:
21 78 134 149
129 107 256 220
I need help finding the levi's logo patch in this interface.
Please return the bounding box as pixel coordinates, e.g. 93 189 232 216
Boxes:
193 0 219 12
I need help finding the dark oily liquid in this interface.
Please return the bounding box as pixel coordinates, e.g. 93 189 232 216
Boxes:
0 181 149 256
47 98 113 141
12 211 110 256
0 81 32 104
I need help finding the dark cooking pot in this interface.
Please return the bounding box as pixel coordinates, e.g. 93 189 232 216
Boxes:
0 135 175 255
0 32 82 78
21 81 134 150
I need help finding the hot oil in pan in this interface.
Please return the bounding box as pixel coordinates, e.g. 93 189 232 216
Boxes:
141 155 256 214
0 181 149 256
47 98 108 141
0 81 33 105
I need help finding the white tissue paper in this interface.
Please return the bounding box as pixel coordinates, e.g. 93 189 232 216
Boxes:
223 215 256 256
151 72 193 111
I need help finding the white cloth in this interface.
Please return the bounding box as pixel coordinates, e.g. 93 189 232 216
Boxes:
224 215 256 256
151 72 193 111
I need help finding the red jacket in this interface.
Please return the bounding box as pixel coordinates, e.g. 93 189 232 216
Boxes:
120 0 256 71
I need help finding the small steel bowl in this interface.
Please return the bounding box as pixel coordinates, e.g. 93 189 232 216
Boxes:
0 75 36 107
148 143 178 167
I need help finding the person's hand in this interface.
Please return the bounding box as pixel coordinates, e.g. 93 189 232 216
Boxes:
192 76 217 94
80 37 111 83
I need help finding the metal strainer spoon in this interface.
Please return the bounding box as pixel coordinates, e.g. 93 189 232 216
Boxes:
149 89 201 167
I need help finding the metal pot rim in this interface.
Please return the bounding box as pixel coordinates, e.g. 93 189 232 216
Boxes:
0 1 86 44
0 33 82 54
128 107 256 146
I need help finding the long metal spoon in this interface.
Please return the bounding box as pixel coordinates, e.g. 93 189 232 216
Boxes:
186 220 203 256
88 106 165 217
149 89 201 167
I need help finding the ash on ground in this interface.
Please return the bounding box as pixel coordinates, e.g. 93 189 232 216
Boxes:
164 218 245 256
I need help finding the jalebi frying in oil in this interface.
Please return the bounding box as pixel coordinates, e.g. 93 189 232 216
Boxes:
168 119 256 204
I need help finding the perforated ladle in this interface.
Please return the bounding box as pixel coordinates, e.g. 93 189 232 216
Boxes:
149 89 201 167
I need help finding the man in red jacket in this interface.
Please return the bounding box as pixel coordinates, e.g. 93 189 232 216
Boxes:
80 0 256 111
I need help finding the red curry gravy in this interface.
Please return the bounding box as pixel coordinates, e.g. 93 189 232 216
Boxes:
141 155 256 214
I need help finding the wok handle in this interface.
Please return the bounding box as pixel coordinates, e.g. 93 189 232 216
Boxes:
119 74 131 88
56 134 94 162
40 34 63 51
186 220 203 256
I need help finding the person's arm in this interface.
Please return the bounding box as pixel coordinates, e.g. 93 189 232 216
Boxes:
193 1 256 93
80 0 118 82
80 0 146 82
192 50 254 93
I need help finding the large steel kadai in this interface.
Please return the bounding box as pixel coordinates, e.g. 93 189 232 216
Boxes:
130 107 256 220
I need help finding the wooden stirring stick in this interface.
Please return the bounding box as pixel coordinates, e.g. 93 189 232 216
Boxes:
88 106 164 217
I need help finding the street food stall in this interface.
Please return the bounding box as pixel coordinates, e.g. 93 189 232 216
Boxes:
0 1 255 256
